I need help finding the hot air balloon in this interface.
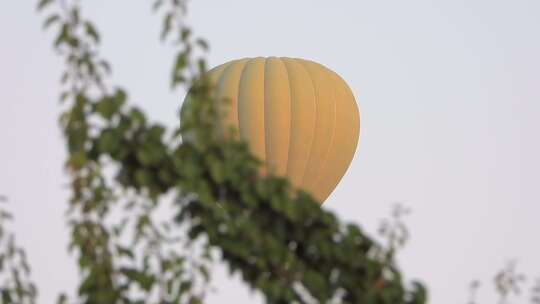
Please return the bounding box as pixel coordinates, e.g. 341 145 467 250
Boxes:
184 57 360 204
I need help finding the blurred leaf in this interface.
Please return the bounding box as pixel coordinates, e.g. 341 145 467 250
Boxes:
116 245 135 259
181 28 191 41
57 293 68 304
37 0 54 11
68 151 87 169
195 38 209 51
99 60 111 74
152 0 164 12
84 22 100 43
179 280 192 295
42 14 60 29
54 23 69 47
174 52 188 73
120 268 155 292
129 108 146 126
160 13 173 40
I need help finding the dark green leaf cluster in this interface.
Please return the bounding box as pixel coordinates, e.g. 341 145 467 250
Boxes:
175 101 427 303
0 202 37 304
38 1 211 303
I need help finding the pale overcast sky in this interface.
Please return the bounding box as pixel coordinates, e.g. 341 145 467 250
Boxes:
1 1 540 303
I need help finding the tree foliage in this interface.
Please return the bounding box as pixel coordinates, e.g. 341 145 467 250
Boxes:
32 0 428 303
0 198 37 304
10 0 429 303
0 1 534 304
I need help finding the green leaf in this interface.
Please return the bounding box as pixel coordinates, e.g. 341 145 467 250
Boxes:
120 268 155 292
135 169 154 187
71 8 80 25
181 28 191 41
37 0 54 11
160 13 173 41
97 129 119 154
2 289 12 303
67 36 79 48
207 154 225 184
199 265 210 282
179 280 192 295
172 74 186 86
410 281 428 303
95 99 116 120
195 38 209 51
152 0 164 12
129 108 146 126
78 271 97 295
56 294 68 304
99 60 111 74
54 23 69 47
116 245 134 259
197 58 207 73
59 91 70 103
158 168 173 184
68 151 87 169
148 125 165 141
42 14 60 29
84 22 100 43
171 51 188 88
303 271 327 299
174 52 188 73
95 90 125 120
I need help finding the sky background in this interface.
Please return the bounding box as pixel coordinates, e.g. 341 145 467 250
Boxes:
1 0 540 303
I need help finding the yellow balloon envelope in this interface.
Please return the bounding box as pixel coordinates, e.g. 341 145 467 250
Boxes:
186 57 360 204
